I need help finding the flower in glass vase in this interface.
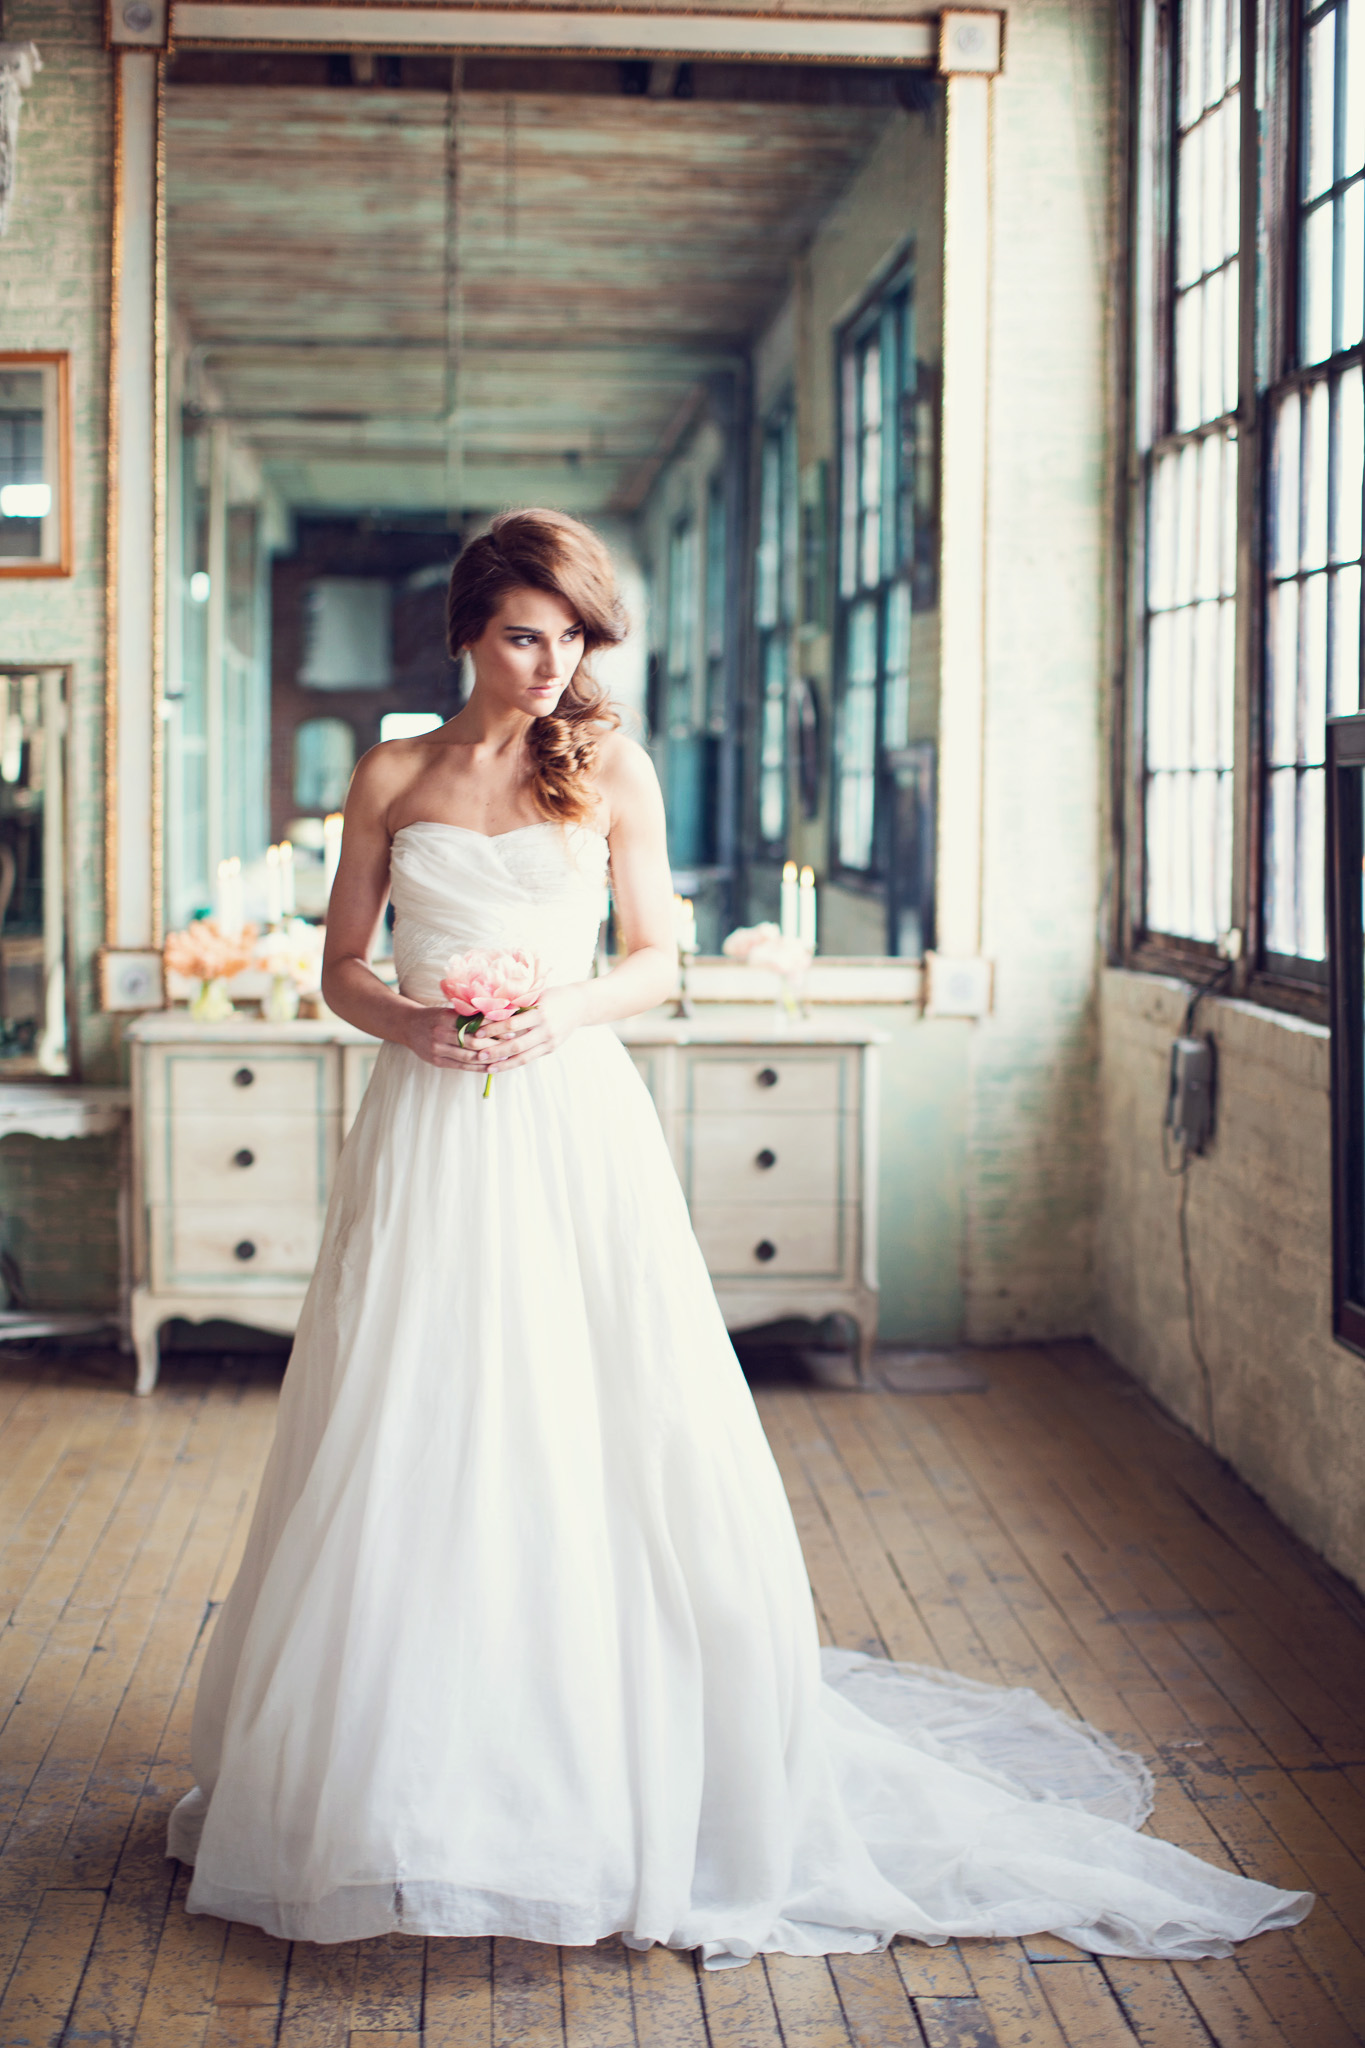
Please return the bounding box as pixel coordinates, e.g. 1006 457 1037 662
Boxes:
722 923 813 1019
164 917 258 1022
439 948 547 1098
256 918 325 1022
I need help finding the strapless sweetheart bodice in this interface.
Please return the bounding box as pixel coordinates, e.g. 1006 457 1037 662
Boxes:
388 819 608 1005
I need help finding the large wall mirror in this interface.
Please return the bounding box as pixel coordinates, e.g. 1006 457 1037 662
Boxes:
0 666 70 1074
156 49 944 957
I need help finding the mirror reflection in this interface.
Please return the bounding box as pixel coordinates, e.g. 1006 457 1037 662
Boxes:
161 54 945 958
0 666 68 1074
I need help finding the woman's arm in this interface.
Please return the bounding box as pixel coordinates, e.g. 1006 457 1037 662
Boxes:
477 736 676 1074
320 750 488 1071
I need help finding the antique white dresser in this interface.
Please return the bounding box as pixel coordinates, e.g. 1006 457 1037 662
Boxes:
125 1011 882 1393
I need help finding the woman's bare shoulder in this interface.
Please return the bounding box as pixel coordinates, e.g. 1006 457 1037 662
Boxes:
593 731 665 841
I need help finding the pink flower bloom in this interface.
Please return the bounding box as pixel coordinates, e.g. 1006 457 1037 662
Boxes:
721 922 782 964
438 948 547 1097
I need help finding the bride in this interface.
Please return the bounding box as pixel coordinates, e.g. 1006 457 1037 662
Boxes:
167 508 1310 1965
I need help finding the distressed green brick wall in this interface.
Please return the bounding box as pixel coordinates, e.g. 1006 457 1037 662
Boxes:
1 0 114 1079
1 1 118 1310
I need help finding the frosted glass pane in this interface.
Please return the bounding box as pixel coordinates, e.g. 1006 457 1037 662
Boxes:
1154 770 1178 933
1306 13 1338 201
1303 377 1331 570
1331 563 1362 714
1299 768 1327 959
1192 600 1220 765
1302 568 1329 763
1215 767 1234 935
1201 267 1224 424
1218 595 1236 765
1220 427 1239 594
1334 365 1364 563
1225 0 1241 92
1190 770 1218 938
1206 0 1226 113
1196 429 1222 597
1176 287 1202 429
1302 200 1335 364
1341 181 1364 351
1265 767 1300 953
1180 0 1204 127
1177 126 1203 288
1347 0 1365 175
1272 387 1301 577
1202 104 1225 277
1222 255 1240 415
1169 772 1194 934
1149 449 1181 607
1147 610 1174 768
848 597 877 684
1176 440 1200 603
1268 578 1300 766
1171 603 1195 768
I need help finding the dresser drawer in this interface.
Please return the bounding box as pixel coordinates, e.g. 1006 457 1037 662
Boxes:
687 1113 842 1206
144 1113 333 1208
149 1203 324 1291
149 1047 338 1119
691 1202 844 1278
687 1054 847 1116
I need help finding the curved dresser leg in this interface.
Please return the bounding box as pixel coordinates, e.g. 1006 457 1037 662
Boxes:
855 1317 878 1388
130 1291 161 1396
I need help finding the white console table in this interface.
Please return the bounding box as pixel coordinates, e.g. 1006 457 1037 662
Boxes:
125 1012 883 1393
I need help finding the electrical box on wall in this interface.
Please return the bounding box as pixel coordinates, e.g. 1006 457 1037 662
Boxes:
1166 1036 1216 1155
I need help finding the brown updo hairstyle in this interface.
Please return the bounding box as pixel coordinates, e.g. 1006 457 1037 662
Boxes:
446 508 626 827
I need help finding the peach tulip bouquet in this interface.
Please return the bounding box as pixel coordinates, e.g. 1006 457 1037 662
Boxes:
439 947 548 1098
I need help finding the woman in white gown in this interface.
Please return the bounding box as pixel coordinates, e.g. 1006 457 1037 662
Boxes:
168 509 1311 1965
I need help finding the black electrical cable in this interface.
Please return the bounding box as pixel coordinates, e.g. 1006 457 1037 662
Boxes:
1162 956 1237 1450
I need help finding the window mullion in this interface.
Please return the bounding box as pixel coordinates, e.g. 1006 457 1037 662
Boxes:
1229 0 1264 977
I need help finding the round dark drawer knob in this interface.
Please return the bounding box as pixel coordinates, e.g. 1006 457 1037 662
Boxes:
233 1067 255 1088
233 1239 257 1262
754 1239 777 1263
757 1067 779 1088
755 1148 777 1170
233 1148 255 1169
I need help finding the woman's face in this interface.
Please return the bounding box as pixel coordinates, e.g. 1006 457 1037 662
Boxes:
467 585 585 718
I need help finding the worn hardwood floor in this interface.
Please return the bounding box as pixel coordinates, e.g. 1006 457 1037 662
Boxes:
1 1338 1363 2047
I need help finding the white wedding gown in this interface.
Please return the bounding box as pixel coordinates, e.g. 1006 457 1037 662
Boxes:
167 820 1312 1963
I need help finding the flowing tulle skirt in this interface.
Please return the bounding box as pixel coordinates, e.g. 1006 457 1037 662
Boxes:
168 1027 1312 1964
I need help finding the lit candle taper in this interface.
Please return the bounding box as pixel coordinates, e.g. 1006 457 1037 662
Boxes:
265 844 283 927
279 839 295 916
780 860 799 939
798 865 817 953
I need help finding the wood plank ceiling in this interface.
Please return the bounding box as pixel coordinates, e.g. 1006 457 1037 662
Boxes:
164 82 893 515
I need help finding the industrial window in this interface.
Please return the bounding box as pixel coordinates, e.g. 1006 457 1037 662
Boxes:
754 404 797 854
833 266 915 881
1127 0 1363 1008
1134 0 1241 951
1263 0 1364 974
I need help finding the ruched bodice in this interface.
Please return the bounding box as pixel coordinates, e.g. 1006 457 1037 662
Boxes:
389 820 608 1005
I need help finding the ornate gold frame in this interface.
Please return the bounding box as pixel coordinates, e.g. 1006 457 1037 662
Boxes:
0 352 73 581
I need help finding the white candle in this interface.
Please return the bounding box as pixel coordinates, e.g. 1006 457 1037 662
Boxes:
323 813 344 902
673 895 698 956
215 858 231 928
798 866 817 953
780 860 799 939
279 839 295 916
265 844 283 926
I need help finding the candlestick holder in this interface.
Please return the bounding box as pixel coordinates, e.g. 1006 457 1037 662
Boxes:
673 947 696 1020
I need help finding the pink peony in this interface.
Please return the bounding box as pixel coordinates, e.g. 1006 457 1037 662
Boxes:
439 948 547 1097
721 921 782 964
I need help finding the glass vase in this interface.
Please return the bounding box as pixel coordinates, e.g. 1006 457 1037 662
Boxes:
263 974 301 1023
189 976 234 1022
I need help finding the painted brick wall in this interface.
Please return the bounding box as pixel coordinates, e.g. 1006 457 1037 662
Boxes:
1094 968 1365 1591
1 0 113 1077
967 0 1117 1341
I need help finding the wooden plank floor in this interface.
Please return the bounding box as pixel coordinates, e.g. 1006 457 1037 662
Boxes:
2 1338 1364 2047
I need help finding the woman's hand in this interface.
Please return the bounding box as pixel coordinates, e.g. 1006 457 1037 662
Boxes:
473 986 590 1074
402 1004 500 1073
